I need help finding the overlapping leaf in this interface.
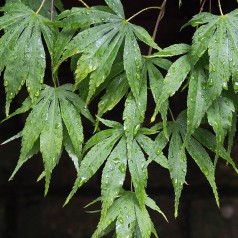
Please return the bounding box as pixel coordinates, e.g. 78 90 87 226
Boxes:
150 110 238 217
55 0 160 103
93 191 164 238
207 93 235 154
150 46 192 126
9 84 93 194
187 10 238 107
0 3 56 115
6 0 64 18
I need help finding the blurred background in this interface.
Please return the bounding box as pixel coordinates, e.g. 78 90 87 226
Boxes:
0 0 238 237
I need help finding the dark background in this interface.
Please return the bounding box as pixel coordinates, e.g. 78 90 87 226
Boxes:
0 0 238 237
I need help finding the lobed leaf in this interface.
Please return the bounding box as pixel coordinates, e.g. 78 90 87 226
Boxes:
101 137 127 217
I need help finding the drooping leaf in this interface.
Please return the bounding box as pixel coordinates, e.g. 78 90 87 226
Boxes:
101 137 127 217
6 0 64 18
40 92 63 194
56 3 159 103
65 129 123 205
149 43 190 57
207 94 235 153
97 73 129 118
187 11 238 106
193 128 238 173
128 140 147 207
0 3 56 114
94 191 159 238
136 133 168 169
152 54 192 122
9 85 92 194
186 61 209 138
167 124 187 217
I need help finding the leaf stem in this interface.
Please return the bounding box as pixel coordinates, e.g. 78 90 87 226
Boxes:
126 6 161 22
169 107 175 122
50 0 54 21
148 0 167 55
217 0 224 16
35 0 46 15
77 0 90 8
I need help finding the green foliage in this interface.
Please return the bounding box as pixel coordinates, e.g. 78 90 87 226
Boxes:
1 0 238 237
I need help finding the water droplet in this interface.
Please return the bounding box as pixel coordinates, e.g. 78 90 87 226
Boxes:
118 217 124 224
233 81 238 92
4 81 9 86
209 78 213 86
119 163 126 173
222 82 228 90
133 124 140 135
204 170 209 176
107 219 112 225
113 157 120 164
35 91 40 97
156 149 162 155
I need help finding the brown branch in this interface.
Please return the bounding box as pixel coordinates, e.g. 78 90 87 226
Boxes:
50 0 54 21
199 0 207 13
148 0 167 55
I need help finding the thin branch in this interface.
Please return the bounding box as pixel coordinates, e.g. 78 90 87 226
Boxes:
35 0 46 15
78 0 90 8
148 0 167 55
199 0 207 13
126 6 161 22
50 0 54 21
209 0 212 12
218 0 224 16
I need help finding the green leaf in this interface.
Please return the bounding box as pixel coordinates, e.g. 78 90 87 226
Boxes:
97 73 129 118
1 131 22 145
193 128 238 173
56 7 118 28
9 86 54 181
0 3 55 113
187 11 238 106
145 196 168 221
136 133 168 169
123 93 142 142
183 134 219 207
96 117 122 129
177 115 219 206
168 124 187 217
152 54 191 121
131 24 161 51
207 94 235 151
150 43 190 57
58 9 159 104
134 202 153 238
1 97 32 123
53 27 76 69
128 140 147 207
65 130 122 205
123 27 143 101
104 0 125 18
63 127 80 172
101 137 127 217
60 97 83 160
9 85 91 194
83 129 118 153
186 62 209 138
93 193 136 238
40 93 63 195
